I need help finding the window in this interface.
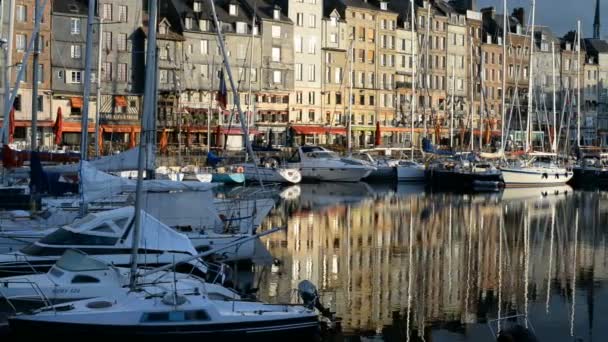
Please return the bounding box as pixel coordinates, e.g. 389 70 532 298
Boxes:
308 110 315 121
117 34 127 51
236 22 247 34
36 64 43 83
250 68 257 82
16 34 26 51
295 36 302 53
359 95 365 105
273 70 281 83
199 20 209 31
272 25 281 38
296 91 303 104
308 65 315 81
102 62 112 81
330 17 337 26
102 3 112 20
336 93 342 104
193 1 202 12
72 275 100 284
309 14 316 28
103 32 112 50
308 92 315 104
229 4 237 16
330 33 337 43
71 18 81 34
335 67 342 83
369 95 374 105
185 18 193 30
308 38 316 54
295 63 303 81
200 64 209 78
297 13 304 26
118 5 128 22
273 8 280 20
16 5 26 22
272 47 281 62
200 40 208 54
16 63 26 82
117 63 127 81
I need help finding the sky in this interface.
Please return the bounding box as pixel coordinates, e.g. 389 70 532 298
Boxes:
477 0 605 38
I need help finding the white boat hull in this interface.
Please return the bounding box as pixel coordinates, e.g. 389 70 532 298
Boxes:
291 165 372 182
240 165 302 184
501 167 573 187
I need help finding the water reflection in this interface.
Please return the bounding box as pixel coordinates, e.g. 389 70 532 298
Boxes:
257 184 608 341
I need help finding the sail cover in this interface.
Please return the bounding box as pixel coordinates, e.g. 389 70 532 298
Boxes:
47 147 152 173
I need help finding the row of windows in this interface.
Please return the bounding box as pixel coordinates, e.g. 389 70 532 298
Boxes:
295 64 316 82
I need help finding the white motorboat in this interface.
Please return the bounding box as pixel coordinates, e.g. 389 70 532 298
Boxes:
349 152 397 181
237 163 302 184
286 146 375 182
0 207 208 277
501 159 573 187
0 249 239 304
396 160 426 182
7 280 320 339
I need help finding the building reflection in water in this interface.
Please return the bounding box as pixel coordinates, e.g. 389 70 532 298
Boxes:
257 184 608 341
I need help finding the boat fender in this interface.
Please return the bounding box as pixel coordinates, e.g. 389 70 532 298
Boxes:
542 173 548 179
236 166 244 173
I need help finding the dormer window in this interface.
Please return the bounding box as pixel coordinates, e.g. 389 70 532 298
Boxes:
236 21 247 34
487 34 492 44
199 20 209 31
229 4 237 16
273 8 280 20
330 16 337 26
185 17 192 30
566 43 571 51
193 1 202 12
380 1 387 10
516 24 522 35
159 25 167 35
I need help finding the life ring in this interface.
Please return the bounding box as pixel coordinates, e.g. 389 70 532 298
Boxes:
236 166 244 173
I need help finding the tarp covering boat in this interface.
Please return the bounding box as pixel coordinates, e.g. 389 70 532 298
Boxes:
421 138 454 156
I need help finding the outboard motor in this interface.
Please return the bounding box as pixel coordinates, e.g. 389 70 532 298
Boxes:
298 280 331 317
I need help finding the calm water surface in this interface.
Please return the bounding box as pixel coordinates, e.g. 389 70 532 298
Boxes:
256 183 608 341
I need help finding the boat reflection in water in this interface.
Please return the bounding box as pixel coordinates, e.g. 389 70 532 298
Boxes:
256 184 608 341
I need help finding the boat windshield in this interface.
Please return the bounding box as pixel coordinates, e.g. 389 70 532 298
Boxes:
35 228 119 246
55 250 110 272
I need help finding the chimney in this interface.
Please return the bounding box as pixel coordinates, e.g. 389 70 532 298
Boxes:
512 7 525 27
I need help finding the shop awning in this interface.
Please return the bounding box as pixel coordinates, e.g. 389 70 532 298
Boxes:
291 125 346 136
0 120 53 127
70 97 83 108
101 124 140 133
62 121 95 133
219 127 259 135
114 96 127 107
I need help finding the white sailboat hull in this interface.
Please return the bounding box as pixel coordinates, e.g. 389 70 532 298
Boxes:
240 165 302 184
290 165 372 182
501 166 573 187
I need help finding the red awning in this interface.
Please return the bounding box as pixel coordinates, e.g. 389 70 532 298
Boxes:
62 122 96 133
219 127 259 135
70 97 83 108
0 120 54 128
291 125 346 136
101 124 141 133
114 96 128 107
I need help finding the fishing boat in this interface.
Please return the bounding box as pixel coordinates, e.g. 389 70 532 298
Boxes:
286 146 375 182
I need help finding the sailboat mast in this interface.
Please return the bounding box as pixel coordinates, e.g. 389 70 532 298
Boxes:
30 0 40 151
95 18 104 157
469 36 474 150
576 20 581 147
1 0 14 145
479 51 485 150
348 40 353 153
247 11 256 130
424 4 430 138
501 0 507 152
207 0 263 186
130 0 159 289
525 0 535 152
410 0 415 159
551 41 557 153
79 0 95 160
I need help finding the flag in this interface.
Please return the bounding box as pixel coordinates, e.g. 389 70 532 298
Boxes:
53 107 63 145
216 69 227 109
8 106 15 144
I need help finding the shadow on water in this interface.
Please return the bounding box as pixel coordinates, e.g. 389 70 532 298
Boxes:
256 183 607 341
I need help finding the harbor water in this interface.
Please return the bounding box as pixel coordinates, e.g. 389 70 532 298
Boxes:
255 183 608 341
1 183 607 341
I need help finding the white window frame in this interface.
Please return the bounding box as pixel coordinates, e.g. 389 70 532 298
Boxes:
272 25 281 38
273 70 281 83
71 18 81 35
272 47 281 62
